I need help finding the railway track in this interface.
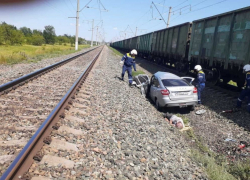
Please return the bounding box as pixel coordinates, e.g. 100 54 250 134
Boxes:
0 46 103 179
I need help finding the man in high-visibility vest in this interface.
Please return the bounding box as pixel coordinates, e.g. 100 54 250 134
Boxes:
236 64 250 113
194 65 206 105
120 49 137 86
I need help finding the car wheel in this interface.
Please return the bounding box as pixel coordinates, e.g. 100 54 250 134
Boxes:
155 98 162 111
188 105 195 111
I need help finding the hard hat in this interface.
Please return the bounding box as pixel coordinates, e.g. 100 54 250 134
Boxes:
194 65 202 71
131 49 137 55
243 64 250 72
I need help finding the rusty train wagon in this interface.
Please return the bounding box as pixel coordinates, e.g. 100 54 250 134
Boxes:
189 6 250 87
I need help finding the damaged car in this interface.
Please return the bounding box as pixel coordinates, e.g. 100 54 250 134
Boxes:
146 71 198 110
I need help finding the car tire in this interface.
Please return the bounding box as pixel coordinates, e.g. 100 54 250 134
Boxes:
155 98 162 111
188 105 195 111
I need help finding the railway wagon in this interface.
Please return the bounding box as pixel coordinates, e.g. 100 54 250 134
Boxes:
130 36 139 50
137 32 153 58
189 6 250 87
111 40 123 49
150 22 192 70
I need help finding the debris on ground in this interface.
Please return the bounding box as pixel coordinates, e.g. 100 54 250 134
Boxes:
132 74 150 96
195 109 206 115
221 108 241 113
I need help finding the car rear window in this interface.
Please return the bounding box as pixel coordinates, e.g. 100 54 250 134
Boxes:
162 79 190 86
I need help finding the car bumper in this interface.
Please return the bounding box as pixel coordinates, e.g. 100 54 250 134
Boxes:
159 97 197 107
164 101 197 107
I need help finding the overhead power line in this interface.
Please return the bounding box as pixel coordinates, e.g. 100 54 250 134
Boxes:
179 0 228 16
173 0 188 9
170 0 229 22
152 1 168 27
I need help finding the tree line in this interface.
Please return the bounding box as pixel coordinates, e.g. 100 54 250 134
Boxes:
0 22 86 46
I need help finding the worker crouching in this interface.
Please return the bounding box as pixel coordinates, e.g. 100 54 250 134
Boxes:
236 64 250 113
120 49 137 86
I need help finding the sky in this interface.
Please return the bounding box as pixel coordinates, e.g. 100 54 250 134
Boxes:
0 0 250 42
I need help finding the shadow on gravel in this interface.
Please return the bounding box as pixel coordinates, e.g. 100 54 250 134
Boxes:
202 96 250 131
145 97 192 115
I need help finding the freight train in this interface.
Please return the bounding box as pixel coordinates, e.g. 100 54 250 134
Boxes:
110 6 250 88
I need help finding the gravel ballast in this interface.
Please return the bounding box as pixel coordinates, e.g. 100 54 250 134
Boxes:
1 46 207 179
68 46 206 179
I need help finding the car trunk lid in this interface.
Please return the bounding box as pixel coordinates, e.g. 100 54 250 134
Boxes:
167 86 194 100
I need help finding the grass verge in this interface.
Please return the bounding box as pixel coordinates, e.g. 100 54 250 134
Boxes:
0 44 90 64
185 124 250 179
108 46 123 57
132 70 145 77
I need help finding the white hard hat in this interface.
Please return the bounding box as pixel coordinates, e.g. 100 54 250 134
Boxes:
131 49 137 55
194 65 202 71
243 64 250 72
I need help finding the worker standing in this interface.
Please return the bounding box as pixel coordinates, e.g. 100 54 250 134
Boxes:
120 49 137 86
236 64 250 113
194 65 206 105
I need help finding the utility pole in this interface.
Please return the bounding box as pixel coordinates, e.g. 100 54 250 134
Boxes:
96 26 98 46
75 0 80 50
152 1 167 27
125 32 126 39
91 19 94 47
135 27 137 36
167 7 172 28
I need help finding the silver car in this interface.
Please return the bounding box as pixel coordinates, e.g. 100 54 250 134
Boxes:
146 72 198 110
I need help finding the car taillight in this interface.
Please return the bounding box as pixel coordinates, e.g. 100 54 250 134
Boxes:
193 87 197 93
161 89 170 96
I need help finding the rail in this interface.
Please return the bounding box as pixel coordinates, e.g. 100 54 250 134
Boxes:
0 46 99 93
0 46 103 180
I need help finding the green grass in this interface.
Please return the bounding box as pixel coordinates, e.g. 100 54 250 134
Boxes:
228 161 250 180
0 44 90 64
108 46 123 57
191 150 236 180
132 70 145 77
185 128 250 180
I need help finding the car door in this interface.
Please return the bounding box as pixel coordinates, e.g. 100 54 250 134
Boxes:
181 77 194 85
150 76 160 101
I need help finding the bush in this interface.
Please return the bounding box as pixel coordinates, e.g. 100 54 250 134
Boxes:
31 35 45 46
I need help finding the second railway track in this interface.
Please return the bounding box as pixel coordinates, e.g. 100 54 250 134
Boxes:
0 46 103 178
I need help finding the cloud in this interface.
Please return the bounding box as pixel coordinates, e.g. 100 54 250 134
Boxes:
113 27 118 30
